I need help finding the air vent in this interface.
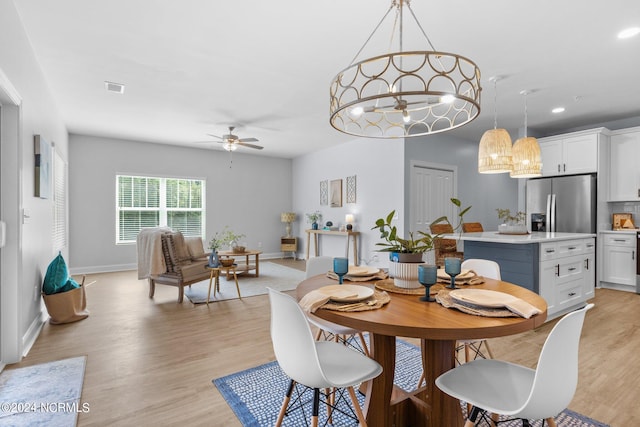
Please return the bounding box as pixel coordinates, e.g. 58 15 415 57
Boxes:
104 81 125 94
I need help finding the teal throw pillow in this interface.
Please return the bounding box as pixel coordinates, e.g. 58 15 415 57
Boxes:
43 253 72 295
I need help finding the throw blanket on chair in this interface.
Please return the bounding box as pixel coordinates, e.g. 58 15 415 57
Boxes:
137 227 171 279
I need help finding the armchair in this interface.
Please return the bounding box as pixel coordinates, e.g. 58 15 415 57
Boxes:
137 228 211 303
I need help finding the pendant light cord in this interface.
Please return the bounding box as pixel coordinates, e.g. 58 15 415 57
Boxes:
493 79 498 130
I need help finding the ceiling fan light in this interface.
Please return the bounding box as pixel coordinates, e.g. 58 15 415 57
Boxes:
402 109 411 123
478 128 513 174
223 142 237 152
510 136 542 178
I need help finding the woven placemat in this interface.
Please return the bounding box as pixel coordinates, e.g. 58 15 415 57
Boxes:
374 279 447 295
435 288 516 317
322 290 390 312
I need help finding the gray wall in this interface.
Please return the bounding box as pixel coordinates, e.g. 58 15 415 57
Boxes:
69 134 292 273
405 133 520 230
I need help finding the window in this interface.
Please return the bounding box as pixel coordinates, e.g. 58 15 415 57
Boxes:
53 151 67 251
116 175 205 244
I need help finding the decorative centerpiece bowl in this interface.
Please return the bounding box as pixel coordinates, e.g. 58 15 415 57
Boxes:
220 258 235 267
232 246 246 254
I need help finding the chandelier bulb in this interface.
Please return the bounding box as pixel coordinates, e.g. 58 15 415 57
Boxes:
402 109 411 123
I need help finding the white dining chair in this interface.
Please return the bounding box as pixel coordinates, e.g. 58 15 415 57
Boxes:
268 288 383 427
417 258 501 389
435 303 593 427
305 256 370 356
459 259 502 361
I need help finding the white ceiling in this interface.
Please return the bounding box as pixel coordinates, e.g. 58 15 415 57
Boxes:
13 0 640 158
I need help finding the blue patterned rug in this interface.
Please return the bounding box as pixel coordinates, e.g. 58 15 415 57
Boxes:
213 339 609 427
0 356 86 427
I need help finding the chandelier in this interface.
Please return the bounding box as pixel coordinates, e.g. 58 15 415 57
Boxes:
329 0 482 139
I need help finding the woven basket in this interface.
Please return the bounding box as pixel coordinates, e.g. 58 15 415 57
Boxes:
220 258 235 267
232 246 246 254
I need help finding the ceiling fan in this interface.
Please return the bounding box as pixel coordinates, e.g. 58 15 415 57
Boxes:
205 126 263 152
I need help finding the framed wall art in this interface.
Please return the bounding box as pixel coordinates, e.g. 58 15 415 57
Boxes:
612 213 635 230
320 180 328 205
346 175 356 203
330 179 342 207
34 134 52 199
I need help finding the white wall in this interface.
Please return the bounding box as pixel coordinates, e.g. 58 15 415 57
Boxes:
1 0 70 362
292 137 404 267
68 134 293 273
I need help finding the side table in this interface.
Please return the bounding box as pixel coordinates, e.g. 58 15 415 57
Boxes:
206 265 241 304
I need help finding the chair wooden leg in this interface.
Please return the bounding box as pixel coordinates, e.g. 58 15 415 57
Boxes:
464 406 481 427
484 339 494 358
178 285 184 303
357 332 370 357
232 270 241 299
315 329 323 340
545 418 557 427
490 412 499 427
276 379 296 427
311 388 320 427
347 386 367 427
148 279 155 298
416 371 425 388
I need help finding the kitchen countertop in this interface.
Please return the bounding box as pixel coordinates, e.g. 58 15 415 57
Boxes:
599 229 639 234
450 231 597 244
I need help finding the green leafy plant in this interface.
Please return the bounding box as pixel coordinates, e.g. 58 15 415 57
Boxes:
306 211 322 224
372 198 471 254
496 208 526 225
209 226 246 251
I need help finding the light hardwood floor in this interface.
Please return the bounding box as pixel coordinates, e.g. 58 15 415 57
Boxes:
8 259 639 426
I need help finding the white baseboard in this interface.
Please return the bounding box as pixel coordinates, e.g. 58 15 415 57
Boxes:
22 311 46 357
69 252 295 275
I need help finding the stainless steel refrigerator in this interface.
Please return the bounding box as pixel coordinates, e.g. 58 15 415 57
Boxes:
526 174 596 233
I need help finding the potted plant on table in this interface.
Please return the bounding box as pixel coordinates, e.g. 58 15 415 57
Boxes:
372 199 470 288
306 211 322 230
211 226 246 254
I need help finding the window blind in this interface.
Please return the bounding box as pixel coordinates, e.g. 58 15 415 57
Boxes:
53 151 67 251
116 175 205 243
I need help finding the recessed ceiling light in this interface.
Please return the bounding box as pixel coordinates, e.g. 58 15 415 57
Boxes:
552 107 565 114
104 81 125 94
618 27 640 39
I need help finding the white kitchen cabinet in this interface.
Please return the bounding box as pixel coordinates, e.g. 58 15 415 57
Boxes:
539 237 595 319
609 128 640 201
601 232 636 289
539 132 599 177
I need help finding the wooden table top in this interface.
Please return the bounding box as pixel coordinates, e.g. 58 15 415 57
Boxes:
297 275 548 340
217 249 262 256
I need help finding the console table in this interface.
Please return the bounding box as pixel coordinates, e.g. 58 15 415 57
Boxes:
305 229 360 266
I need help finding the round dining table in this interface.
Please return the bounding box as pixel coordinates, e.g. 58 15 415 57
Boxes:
297 275 548 427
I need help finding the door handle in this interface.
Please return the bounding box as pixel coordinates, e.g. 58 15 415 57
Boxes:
557 164 561 173
563 163 566 172
568 292 577 297
568 246 577 250
555 264 560 276
568 267 577 272
585 258 589 269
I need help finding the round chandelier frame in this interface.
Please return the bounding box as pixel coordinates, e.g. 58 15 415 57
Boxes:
329 0 482 139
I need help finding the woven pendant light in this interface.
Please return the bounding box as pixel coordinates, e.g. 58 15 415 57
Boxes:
478 77 512 173
510 91 542 178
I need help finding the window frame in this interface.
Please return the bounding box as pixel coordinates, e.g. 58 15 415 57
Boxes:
115 174 206 244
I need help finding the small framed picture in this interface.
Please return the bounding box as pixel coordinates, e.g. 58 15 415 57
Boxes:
612 213 635 230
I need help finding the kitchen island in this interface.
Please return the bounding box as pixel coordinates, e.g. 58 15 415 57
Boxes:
456 232 596 320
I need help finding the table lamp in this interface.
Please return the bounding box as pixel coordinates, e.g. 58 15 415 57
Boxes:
281 212 296 237
345 214 355 231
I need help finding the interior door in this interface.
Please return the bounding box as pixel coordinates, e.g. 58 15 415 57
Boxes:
410 163 455 235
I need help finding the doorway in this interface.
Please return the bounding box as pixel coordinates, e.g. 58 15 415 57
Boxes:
409 161 457 262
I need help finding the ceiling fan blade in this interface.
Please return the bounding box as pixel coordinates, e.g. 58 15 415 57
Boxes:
238 137 259 143
206 133 224 140
236 142 264 150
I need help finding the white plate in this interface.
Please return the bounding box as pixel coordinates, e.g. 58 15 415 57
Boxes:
317 284 374 302
437 269 473 280
449 289 517 308
347 266 380 277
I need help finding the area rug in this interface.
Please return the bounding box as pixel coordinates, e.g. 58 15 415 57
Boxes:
0 356 86 427
213 339 609 427
184 261 305 304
